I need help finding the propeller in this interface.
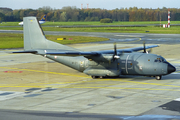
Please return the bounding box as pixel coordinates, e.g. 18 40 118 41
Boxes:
143 41 152 54
113 43 120 59
143 41 146 53
113 43 120 71
114 42 117 56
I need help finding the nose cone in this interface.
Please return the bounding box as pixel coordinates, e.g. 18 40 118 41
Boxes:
167 64 176 74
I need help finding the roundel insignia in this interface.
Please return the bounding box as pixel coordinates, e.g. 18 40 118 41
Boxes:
80 61 84 65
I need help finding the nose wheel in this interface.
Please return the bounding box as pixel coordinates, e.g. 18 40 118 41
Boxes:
91 76 104 79
155 75 162 80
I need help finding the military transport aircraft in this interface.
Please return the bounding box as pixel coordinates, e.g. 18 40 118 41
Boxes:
13 17 176 80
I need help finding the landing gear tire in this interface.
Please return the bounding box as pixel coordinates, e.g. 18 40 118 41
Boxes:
155 76 162 80
91 76 104 79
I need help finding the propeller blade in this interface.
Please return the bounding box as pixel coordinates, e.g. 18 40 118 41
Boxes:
114 42 117 55
113 43 120 70
143 41 146 53
113 43 120 59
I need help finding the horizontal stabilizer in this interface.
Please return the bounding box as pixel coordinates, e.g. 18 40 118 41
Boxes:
12 50 37 54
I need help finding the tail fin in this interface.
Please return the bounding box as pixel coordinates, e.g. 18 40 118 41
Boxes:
40 15 46 21
23 17 78 51
23 17 47 50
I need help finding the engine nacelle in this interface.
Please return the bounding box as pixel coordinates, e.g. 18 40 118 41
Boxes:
83 68 120 77
87 54 113 62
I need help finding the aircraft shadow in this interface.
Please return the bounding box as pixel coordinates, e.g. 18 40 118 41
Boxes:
101 74 179 81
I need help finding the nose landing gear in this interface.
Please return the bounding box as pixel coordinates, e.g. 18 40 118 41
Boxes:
155 75 162 80
91 76 104 79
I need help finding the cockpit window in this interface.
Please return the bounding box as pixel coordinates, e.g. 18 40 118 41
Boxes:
154 59 159 62
154 57 166 63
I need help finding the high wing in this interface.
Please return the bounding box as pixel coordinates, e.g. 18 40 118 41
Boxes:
45 45 159 56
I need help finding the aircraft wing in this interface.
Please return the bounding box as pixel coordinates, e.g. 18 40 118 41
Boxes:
45 45 159 56
45 51 99 56
128 45 159 52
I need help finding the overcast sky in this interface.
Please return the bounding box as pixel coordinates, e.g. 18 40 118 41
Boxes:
1 0 180 10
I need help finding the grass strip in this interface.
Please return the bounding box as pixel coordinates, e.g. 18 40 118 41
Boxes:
0 26 180 34
0 33 109 49
1 21 180 26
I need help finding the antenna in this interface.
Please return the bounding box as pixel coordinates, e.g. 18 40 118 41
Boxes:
168 9 170 28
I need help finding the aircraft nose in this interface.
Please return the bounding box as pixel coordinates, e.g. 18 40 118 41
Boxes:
167 63 176 74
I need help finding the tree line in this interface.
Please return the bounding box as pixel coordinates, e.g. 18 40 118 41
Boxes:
0 6 180 22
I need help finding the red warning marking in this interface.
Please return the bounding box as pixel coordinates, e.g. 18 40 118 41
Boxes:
4 71 23 73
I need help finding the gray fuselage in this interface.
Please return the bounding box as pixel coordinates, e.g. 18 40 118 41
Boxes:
45 52 175 77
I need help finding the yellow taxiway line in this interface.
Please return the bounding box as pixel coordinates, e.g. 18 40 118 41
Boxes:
0 66 180 92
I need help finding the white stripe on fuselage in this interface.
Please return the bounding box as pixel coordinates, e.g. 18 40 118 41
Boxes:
126 55 129 74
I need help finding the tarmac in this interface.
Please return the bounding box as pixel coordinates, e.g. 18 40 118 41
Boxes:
0 43 180 119
0 31 180 119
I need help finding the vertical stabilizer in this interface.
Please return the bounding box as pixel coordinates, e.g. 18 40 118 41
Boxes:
23 17 78 51
23 17 47 50
40 15 46 21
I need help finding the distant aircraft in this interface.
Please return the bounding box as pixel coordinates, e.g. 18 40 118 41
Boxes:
13 17 176 80
18 15 46 26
